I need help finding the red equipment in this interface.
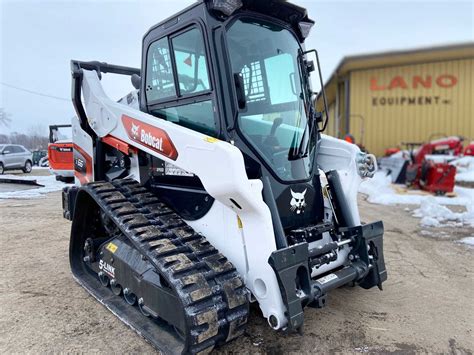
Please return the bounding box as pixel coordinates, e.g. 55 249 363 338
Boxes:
464 141 474 156
384 147 400 157
405 136 462 195
48 124 74 183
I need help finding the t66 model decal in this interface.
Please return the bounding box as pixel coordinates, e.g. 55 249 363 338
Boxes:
121 115 178 160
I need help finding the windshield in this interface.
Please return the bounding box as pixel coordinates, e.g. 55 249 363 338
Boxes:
227 18 315 182
50 126 72 143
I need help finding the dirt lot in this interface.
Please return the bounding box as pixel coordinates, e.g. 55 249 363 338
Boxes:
0 191 473 354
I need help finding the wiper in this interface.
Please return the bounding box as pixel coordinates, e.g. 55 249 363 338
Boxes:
288 106 316 161
288 93 308 161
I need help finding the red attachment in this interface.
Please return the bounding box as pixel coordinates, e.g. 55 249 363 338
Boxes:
48 142 74 172
419 161 456 194
102 135 137 155
384 147 400 157
464 142 474 156
413 136 463 165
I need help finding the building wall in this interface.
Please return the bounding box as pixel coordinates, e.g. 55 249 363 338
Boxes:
349 58 473 156
325 102 337 137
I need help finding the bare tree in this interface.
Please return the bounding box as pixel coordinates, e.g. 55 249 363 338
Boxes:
27 124 49 150
0 108 12 127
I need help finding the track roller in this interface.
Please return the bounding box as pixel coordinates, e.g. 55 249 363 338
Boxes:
123 288 137 305
110 279 122 296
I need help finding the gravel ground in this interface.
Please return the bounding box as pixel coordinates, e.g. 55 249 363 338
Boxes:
0 191 473 354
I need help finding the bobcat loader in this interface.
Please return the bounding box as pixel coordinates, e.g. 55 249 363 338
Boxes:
63 1 387 353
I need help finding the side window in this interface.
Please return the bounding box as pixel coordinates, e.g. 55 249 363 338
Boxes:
146 27 216 137
171 28 210 95
11 146 21 153
151 100 216 137
146 38 175 101
4 146 13 154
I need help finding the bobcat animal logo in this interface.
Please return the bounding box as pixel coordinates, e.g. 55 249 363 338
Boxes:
131 122 140 139
290 188 307 214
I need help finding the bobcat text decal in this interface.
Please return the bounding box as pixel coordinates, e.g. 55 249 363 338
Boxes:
122 115 178 160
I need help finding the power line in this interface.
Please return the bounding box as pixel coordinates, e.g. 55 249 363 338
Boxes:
0 82 70 102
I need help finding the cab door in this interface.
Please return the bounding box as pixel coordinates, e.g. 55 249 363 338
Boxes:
142 24 218 220
2 145 15 168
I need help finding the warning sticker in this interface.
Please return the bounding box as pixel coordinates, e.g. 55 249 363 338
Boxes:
106 242 118 254
317 273 338 284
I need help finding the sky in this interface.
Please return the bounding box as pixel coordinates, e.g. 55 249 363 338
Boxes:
0 0 473 135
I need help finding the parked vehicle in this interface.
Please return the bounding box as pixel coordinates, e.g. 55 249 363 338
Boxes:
0 144 33 174
32 149 47 166
48 124 74 182
62 0 386 352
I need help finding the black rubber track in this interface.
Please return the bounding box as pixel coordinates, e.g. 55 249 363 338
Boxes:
70 179 249 354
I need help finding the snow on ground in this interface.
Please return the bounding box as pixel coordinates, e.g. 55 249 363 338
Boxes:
0 174 70 199
451 156 474 182
360 171 474 230
413 197 474 228
359 171 474 206
457 237 474 247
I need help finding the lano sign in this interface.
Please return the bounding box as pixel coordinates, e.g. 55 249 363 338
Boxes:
370 74 458 107
370 74 458 91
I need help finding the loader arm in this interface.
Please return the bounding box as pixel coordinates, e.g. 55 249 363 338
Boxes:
71 62 288 327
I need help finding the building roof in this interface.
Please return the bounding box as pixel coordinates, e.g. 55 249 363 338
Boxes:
321 42 474 105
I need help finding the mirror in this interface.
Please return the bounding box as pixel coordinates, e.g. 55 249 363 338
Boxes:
131 74 141 90
300 49 329 131
3 150 10 154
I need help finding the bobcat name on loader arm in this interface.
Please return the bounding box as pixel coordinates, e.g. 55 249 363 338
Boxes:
63 1 387 353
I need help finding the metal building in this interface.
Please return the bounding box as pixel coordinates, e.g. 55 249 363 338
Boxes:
320 43 474 156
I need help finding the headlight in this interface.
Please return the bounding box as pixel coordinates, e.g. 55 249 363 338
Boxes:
206 0 243 16
357 152 377 178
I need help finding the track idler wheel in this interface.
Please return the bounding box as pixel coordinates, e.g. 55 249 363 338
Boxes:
138 298 151 317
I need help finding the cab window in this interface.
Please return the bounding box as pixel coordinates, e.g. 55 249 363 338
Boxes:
171 28 210 95
146 38 175 101
151 100 216 137
146 26 217 137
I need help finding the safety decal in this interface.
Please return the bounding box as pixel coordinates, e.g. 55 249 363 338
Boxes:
106 242 118 254
122 115 178 160
317 273 338 284
204 137 219 143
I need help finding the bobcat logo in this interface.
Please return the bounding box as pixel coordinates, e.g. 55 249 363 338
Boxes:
131 122 140 139
290 189 307 214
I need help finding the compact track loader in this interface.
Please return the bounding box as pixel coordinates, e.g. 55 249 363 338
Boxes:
63 1 387 353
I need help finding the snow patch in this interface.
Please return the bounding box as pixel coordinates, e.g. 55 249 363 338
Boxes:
458 237 474 247
359 171 474 206
0 174 71 199
451 156 474 182
360 171 474 230
413 197 474 228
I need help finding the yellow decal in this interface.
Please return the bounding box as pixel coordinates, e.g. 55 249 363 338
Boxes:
237 216 243 229
204 137 219 143
106 242 118 253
